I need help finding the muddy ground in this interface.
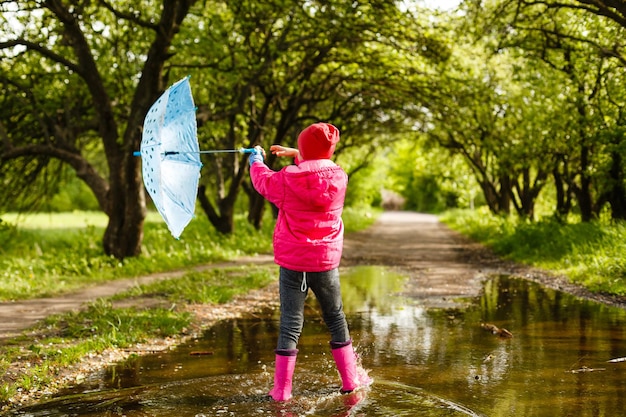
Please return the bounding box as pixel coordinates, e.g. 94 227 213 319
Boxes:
2 211 625 409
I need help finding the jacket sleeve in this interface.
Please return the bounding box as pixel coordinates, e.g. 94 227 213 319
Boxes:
249 162 284 207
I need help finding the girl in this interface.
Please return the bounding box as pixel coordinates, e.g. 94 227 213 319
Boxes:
248 122 371 401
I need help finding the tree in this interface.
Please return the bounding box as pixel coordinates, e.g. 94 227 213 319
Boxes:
467 0 626 220
0 0 451 258
174 0 450 232
1 0 198 258
423 40 570 219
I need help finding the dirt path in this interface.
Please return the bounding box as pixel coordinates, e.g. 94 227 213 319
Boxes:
341 211 500 307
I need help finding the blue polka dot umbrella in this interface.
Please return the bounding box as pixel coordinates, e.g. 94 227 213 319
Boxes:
135 76 202 239
135 76 257 238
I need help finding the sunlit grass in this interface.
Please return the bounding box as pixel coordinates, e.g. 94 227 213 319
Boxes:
0 207 379 301
440 208 626 295
2 211 110 229
0 211 274 301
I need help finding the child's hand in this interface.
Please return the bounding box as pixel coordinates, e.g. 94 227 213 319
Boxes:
248 146 265 166
270 145 299 159
253 145 266 158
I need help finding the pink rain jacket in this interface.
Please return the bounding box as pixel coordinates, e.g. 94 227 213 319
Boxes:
250 159 348 272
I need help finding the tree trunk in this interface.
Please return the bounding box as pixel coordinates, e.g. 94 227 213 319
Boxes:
99 0 197 257
478 178 501 215
198 185 234 234
247 190 266 229
103 151 146 258
606 150 626 220
512 168 548 220
553 161 571 219
577 145 594 221
497 175 511 215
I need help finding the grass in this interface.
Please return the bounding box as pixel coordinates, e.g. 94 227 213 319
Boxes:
0 211 273 301
113 266 277 304
440 207 626 295
0 206 379 301
0 301 194 405
0 205 380 408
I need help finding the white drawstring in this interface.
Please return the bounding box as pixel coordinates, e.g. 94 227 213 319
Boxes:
300 272 308 292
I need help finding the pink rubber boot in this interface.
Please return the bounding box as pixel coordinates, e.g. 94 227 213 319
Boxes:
331 340 372 393
269 349 298 401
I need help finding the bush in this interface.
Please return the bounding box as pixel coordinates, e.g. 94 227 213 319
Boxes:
440 208 626 295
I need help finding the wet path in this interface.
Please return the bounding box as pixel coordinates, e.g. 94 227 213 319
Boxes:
7 269 626 416
341 212 504 307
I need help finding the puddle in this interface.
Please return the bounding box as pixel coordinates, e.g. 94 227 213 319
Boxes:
7 267 626 416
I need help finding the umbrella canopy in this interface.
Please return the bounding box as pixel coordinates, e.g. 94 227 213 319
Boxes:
138 76 202 239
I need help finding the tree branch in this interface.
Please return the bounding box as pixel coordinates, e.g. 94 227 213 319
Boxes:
97 0 159 30
513 24 626 67
1 144 110 213
0 40 81 74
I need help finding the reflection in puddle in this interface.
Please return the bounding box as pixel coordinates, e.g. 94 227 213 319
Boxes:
7 267 626 416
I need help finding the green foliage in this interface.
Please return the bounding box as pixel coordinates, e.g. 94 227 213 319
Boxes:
441 208 626 295
340 152 386 208
386 139 482 213
3 0 626 260
458 0 626 221
47 173 100 212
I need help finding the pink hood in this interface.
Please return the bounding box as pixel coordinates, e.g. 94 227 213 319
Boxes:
250 159 348 272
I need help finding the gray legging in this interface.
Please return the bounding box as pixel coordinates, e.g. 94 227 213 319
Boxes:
277 267 350 350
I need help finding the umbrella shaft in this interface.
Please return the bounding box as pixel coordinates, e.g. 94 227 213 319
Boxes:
164 149 254 155
134 148 254 156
